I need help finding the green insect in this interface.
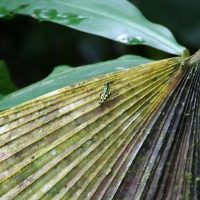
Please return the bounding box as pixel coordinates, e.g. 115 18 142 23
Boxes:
99 82 111 105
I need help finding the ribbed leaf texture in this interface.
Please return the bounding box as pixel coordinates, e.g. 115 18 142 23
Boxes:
0 51 199 200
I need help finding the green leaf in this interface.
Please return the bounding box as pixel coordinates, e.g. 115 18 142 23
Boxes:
0 60 18 96
0 0 186 55
0 55 153 111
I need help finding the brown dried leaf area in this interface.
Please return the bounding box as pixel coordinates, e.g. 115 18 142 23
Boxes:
0 52 200 200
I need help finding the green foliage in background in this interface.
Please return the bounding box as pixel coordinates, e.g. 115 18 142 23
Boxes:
0 0 187 111
0 61 18 98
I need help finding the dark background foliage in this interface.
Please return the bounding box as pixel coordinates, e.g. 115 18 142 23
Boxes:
0 0 199 88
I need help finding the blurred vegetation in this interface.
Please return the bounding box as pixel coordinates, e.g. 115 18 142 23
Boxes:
0 0 199 88
131 0 200 53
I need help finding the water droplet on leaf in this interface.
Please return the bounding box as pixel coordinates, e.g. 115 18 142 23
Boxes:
117 33 145 44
